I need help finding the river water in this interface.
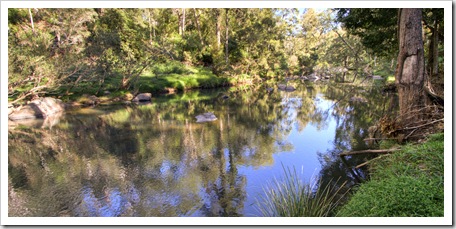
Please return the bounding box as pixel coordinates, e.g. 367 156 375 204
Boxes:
8 82 392 217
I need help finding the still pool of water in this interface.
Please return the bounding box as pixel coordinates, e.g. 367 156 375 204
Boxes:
8 83 391 217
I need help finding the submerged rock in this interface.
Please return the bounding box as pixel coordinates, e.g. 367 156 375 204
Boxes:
195 112 217 123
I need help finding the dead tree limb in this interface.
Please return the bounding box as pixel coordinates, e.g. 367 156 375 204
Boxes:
355 154 391 169
400 118 444 131
340 148 400 157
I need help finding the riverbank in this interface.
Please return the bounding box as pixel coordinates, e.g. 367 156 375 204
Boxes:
70 61 257 101
337 132 444 217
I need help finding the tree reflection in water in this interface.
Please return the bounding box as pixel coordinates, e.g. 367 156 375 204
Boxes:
8 84 394 216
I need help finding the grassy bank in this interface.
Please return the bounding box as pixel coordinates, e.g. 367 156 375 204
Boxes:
32 60 254 105
337 133 444 217
133 62 233 94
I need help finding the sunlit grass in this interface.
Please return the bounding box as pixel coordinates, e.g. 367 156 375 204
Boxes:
256 166 349 217
386 75 395 83
337 133 444 217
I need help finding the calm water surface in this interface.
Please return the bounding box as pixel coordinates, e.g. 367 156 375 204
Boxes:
8 83 391 217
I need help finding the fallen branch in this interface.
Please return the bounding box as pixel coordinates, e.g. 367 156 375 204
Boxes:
363 137 398 141
340 148 400 157
400 118 444 131
355 154 391 169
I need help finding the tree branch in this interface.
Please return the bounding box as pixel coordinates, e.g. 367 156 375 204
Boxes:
340 148 400 157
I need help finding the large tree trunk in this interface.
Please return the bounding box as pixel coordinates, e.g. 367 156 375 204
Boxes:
182 8 186 35
193 8 204 46
216 9 221 48
395 8 427 118
225 9 229 65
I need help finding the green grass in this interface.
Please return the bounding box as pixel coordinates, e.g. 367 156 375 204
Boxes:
385 75 395 83
337 133 444 217
256 166 349 217
136 61 230 93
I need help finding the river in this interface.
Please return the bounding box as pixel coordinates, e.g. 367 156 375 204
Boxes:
8 82 393 217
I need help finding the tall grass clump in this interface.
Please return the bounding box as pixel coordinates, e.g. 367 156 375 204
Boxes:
256 166 349 217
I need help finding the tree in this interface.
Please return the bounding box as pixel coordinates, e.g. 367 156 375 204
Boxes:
422 9 444 79
335 8 398 58
395 8 427 118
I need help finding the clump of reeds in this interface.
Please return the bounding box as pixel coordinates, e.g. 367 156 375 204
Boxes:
256 166 349 217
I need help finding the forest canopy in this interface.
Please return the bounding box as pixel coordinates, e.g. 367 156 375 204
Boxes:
7 8 444 104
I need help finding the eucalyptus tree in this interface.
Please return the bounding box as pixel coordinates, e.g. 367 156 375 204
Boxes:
395 8 428 119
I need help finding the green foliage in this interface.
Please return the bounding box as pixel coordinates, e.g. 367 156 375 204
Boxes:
136 61 229 93
335 8 399 58
256 166 349 217
337 133 444 217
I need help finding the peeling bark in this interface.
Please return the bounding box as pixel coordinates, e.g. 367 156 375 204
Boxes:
395 9 427 118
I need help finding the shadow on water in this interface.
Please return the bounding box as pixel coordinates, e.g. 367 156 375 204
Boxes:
8 82 395 217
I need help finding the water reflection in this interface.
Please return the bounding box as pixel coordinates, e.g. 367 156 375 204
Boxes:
8 83 393 217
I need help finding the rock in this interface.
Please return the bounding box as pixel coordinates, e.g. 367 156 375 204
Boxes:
132 93 152 102
308 73 320 81
9 97 65 120
278 84 295 92
195 112 217 123
266 87 274 93
80 94 99 106
284 86 296 91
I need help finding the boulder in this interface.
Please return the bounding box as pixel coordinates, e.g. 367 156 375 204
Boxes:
284 86 296 92
278 84 296 92
195 112 217 123
132 93 152 102
307 73 320 81
9 97 65 120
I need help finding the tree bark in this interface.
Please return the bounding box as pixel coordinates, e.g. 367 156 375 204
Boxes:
395 8 427 118
424 9 440 79
182 8 186 35
193 8 204 46
216 9 221 48
432 23 439 76
225 9 229 65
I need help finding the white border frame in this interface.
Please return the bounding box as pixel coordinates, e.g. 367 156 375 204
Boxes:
1 1 452 226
